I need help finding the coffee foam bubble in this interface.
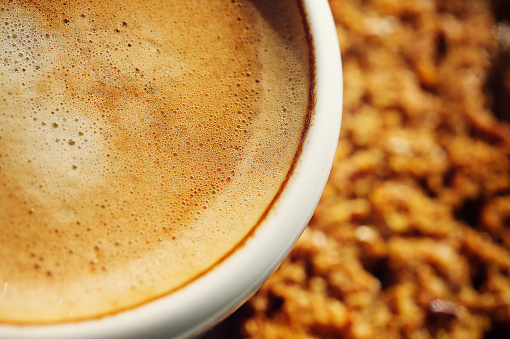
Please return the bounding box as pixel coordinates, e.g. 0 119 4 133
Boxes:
0 0 311 323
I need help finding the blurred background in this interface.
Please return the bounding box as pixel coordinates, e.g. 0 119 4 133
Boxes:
204 0 510 337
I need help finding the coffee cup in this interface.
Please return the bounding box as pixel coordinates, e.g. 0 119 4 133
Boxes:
0 0 342 337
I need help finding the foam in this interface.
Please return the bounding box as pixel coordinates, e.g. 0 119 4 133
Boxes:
0 0 311 323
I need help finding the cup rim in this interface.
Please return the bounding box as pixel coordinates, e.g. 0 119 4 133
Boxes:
0 0 342 337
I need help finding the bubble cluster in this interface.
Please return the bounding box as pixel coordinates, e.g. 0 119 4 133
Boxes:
0 0 312 324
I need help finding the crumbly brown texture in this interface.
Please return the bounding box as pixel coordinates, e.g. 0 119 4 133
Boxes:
206 0 510 338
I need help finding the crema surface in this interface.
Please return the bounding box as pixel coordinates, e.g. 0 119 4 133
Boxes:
0 0 312 323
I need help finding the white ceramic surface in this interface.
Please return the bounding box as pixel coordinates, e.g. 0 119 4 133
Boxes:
0 0 342 338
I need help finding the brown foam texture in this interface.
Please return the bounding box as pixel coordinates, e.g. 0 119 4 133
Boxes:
0 0 311 323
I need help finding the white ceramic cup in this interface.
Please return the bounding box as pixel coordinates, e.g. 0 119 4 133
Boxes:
0 0 342 338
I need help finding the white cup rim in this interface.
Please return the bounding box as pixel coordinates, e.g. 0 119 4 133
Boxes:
0 0 342 338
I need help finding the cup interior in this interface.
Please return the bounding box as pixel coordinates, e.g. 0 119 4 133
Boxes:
0 0 342 338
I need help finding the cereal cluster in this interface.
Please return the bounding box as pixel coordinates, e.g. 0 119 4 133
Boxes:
211 0 510 337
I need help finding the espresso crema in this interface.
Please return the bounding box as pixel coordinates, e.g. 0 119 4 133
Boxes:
0 0 313 323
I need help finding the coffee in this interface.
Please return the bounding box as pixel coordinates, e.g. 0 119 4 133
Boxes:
0 0 312 323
